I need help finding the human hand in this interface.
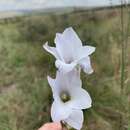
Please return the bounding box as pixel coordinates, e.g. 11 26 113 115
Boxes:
38 122 62 130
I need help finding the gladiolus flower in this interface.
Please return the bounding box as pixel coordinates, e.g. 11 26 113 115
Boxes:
47 70 92 130
43 27 95 74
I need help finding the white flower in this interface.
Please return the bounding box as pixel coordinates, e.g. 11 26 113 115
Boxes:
47 70 92 130
43 27 95 74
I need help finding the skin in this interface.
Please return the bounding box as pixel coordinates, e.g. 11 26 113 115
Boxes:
38 122 64 130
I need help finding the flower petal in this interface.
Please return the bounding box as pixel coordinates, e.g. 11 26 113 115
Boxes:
43 42 60 59
55 69 81 89
79 56 94 74
55 33 74 62
64 109 83 130
82 45 96 56
55 60 77 74
47 76 58 99
51 101 72 122
47 74 67 101
55 27 82 62
66 68 82 88
70 88 92 109
47 71 71 100
62 27 82 48
77 46 96 60
48 69 82 100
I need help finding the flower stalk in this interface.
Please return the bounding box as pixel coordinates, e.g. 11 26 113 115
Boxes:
119 0 129 129
119 1 124 130
120 0 125 95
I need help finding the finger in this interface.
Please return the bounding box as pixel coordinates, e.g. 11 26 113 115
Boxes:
38 122 62 130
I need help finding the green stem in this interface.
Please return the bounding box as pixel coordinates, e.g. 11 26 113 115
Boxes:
119 0 130 129
120 1 125 130
124 2 130 129
120 0 125 95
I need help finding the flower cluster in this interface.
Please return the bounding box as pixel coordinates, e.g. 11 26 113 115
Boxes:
43 27 95 130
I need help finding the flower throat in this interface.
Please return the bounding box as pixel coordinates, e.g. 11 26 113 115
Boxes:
60 92 71 103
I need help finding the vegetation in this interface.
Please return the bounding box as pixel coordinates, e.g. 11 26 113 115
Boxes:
0 7 129 130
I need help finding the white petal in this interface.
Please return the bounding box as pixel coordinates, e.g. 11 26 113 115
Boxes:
66 69 82 88
82 45 96 56
79 56 94 74
48 70 82 98
51 101 72 122
53 71 69 93
62 27 82 48
70 88 92 109
77 46 96 60
43 42 60 59
55 27 82 62
47 75 65 101
64 109 83 130
47 76 55 89
55 60 77 74
55 33 74 62
47 76 58 98
47 72 72 100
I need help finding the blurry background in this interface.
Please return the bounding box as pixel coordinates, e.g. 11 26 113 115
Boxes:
0 0 130 130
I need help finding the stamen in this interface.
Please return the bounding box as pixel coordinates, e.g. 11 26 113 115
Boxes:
60 92 70 103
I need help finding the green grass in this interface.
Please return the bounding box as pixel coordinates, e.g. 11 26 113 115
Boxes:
0 8 129 130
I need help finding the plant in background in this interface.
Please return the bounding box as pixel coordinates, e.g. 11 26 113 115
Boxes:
43 27 95 130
